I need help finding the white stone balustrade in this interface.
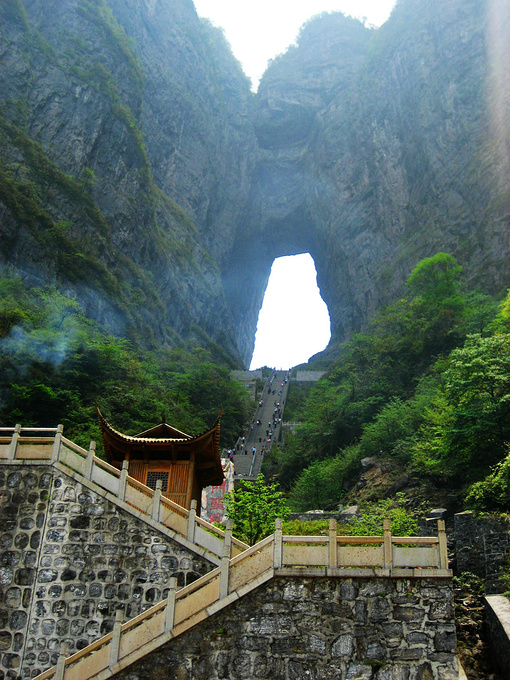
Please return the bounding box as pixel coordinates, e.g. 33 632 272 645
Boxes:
0 425 249 561
31 515 452 680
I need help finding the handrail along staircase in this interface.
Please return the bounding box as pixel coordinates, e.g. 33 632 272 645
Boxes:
0 427 452 680
0 425 248 561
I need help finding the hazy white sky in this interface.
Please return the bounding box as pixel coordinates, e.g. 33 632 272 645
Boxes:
192 1 397 369
193 0 397 87
249 255 330 370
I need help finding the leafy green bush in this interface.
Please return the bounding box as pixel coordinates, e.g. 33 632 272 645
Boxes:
289 456 348 512
466 448 510 511
282 518 331 536
347 495 418 536
282 496 418 538
452 571 484 597
411 333 510 481
225 474 290 545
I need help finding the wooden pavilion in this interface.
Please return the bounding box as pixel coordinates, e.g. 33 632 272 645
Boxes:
96 408 224 513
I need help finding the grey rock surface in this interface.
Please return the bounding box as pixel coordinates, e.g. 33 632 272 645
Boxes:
0 0 508 365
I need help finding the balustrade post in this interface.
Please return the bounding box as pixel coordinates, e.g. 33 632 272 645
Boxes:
50 424 64 463
7 424 21 461
109 609 124 668
164 577 177 633
328 518 338 568
152 480 162 522
383 519 393 570
187 499 197 543
84 440 96 480
273 518 283 569
219 520 233 599
438 519 448 570
54 642 68 680
118 460 129 502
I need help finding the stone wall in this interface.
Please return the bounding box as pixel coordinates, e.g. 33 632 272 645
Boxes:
0 465 216 680
454 511 510 594
485 595 510 680
109 576 458 680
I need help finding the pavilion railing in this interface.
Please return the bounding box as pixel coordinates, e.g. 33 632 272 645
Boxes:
0 425 248 559
32 517 451 680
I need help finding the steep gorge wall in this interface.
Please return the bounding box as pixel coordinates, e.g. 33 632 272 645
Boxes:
0 0 255 360
0 0 509 365
232 0 510 357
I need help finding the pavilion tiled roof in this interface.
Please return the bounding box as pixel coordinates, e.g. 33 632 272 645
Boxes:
96 408 224 487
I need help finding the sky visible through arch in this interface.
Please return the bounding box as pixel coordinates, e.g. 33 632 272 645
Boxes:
192 1 397 369
249 255 330 370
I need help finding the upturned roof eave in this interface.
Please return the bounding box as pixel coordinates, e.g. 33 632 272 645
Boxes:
96 408 221 447
96 409 224 485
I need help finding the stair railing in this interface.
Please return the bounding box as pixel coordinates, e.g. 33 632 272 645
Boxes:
33 518 451 680
0 425 249 558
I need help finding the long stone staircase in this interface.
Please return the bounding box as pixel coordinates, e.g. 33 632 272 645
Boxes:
0 426 248 563
0 427 461 680
32 516 452 680
233 370 290 480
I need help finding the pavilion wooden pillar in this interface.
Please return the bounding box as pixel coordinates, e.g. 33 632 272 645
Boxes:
185 450 196 508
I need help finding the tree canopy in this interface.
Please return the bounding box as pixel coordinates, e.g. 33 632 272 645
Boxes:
264 253 509 512
225 474 290 545
0 275 252 450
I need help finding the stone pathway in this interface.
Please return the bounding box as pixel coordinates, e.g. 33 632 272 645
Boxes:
232 370 291 481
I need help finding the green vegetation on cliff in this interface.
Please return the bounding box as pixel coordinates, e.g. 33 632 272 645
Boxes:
265 254 509 513
0 0 29 27
0 275 252 449
76 0 144 87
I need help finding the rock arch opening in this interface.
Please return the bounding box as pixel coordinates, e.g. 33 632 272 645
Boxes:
249 253 331 370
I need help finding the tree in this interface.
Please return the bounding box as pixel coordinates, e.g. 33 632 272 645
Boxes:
279 253 468 493
0 275 252 450
466 447 510 511
289 458 345 512
444 333 510 470
411 333 510 480
224 474 290 545
406 252 462 301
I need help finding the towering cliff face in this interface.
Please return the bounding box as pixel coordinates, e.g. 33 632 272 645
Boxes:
230 0 510 358
0 0 255 361
0 0 509 366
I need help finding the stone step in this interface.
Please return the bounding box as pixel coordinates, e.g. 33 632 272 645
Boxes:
234 370 290 482
32 523 454 680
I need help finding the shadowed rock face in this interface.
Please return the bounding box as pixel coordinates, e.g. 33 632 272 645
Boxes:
0 0 256 363
0 0 509 366
232 0 510 362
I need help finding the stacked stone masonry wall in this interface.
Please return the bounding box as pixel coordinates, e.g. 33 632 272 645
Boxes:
454 511 510 594
485 596 510 679
483 533 510 595
109 576 458 680
0 465 215 680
